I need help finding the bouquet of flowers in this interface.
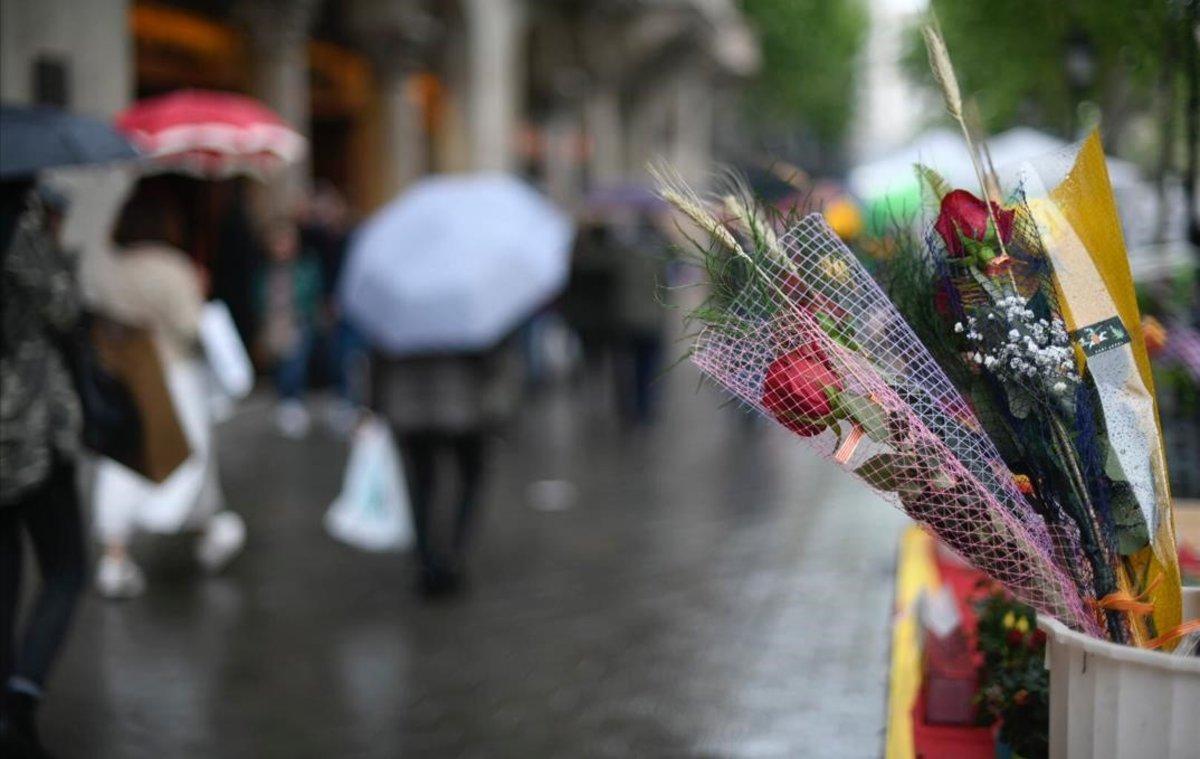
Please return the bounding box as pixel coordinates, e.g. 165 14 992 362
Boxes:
656 26 1196 648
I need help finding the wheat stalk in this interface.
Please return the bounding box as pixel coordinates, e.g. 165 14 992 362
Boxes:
650 164 746 258
723 193 782 260
922 24 1009 259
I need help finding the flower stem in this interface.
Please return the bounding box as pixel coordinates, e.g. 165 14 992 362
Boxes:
1046 412 1127 643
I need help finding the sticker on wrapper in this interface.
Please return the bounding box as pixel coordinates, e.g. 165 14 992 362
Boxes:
1071 316 1130 359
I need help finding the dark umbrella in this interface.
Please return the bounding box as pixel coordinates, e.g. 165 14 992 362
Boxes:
0 103 138 179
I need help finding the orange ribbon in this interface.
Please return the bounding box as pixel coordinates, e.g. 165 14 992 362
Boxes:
834 423 866 465
1086 574 1162 617
1083 575 1200 650
1144 619 1200 651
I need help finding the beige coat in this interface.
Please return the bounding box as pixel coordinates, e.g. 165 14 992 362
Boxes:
86 242 203 365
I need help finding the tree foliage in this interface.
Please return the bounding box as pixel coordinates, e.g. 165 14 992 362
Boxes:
906 0 1182 149
740 0 868 152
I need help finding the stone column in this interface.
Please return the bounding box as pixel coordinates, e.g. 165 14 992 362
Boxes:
625 83 672 181
544 106 582 206
585 85 623 186
462 0 524 172
240 0 316 217
349 0 435 196
380 69 427 193
670 67 713 189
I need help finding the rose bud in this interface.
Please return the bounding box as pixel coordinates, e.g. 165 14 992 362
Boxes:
762 347 842 436
934 189 1015 258
1030 629 1047 650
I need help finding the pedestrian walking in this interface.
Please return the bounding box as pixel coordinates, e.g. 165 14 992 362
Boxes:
340 175 572 596
88 187 245 599
374 345 520 596
611 215 670 427
257 217 323 438
299 183 364 434
0 180 87 757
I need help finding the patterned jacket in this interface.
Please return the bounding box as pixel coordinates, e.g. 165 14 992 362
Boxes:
0 200 82 504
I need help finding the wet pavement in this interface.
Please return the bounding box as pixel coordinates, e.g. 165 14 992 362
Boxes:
42 358 906 758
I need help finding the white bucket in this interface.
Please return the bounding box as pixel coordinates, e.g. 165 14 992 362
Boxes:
1039 587 1200 759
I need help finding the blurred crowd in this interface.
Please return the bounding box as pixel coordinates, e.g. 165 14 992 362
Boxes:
1 133 680 753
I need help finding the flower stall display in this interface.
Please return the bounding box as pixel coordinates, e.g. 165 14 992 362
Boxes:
653 24 1199 656
973 587 1050 758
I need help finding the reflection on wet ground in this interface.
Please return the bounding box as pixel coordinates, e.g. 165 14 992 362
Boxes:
46 360 905 758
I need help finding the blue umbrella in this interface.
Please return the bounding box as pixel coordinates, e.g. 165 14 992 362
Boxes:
0 103 138 179
340 173 575 356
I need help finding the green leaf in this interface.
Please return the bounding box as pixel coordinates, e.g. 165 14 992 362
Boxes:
839 392 890 442
915 164 951 201
855 452 921 495
967 264 1006 299
1108 483 1149 556
855 454 903 492
823 386 842 413
931 467 957 491
1005 385 1033 419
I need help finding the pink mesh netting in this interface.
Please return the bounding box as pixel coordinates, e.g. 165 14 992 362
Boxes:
692 214 1099 634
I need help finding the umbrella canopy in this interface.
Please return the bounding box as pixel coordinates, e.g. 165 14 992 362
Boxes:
582 183 666 216
115 89 306 178
0 104 138 180
849 127 1143 208
340 174 575 357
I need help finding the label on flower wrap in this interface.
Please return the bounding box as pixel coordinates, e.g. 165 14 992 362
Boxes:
1071 316 1130 358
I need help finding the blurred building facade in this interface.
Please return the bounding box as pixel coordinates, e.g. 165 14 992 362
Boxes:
0 0 757 216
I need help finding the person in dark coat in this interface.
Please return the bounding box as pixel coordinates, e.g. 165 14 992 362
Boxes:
373 343 520 597
0 180 86 756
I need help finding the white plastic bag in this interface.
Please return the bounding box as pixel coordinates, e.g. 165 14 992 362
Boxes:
324 417 414 552
199 300 254 400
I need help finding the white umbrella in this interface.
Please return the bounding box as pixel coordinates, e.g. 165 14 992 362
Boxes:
849 127 1143 201
340 173 575 356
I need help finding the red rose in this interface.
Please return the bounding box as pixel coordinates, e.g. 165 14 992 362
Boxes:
1006 629 1025 647
762 347 841 436
934 189 1015 258
932 282 956 321
1029 628 1047 650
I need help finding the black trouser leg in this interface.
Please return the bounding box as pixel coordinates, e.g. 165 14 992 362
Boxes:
450 432 486 557
0 506 22 698
12 463 86 693
400 432 440 576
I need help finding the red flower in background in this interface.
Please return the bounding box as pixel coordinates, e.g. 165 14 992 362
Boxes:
934 189 1015 257
1029 629 1047 650
762 347 842 436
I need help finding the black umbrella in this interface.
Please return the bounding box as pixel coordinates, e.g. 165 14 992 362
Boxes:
0 103 138 179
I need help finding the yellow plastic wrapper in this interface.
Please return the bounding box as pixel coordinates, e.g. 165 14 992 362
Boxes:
1043 131 1182 644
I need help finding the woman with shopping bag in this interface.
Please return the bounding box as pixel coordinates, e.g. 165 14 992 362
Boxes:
86 185 246 599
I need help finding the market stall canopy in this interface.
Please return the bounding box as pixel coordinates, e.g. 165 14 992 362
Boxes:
849 127 1142 211
115 89 306 178
0 104 138 180
340 173 575 357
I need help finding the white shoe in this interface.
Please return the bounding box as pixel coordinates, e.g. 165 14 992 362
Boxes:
95 556 146 599
324 399 360 438
276 400 311 439
196 511 246 573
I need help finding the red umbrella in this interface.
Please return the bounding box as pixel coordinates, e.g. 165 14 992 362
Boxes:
116 89 306 178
